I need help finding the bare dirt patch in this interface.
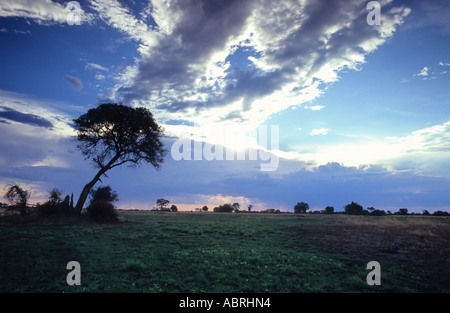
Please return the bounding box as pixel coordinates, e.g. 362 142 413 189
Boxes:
291 216 450 290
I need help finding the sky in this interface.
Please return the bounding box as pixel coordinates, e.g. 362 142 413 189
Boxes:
0 0 450 213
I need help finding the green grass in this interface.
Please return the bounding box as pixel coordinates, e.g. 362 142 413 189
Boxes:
0 211 448 292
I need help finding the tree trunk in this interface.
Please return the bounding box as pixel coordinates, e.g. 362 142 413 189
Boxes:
74 179 97 214
74 154 120 214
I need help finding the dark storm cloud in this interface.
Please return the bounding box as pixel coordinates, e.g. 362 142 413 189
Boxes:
118 0 409 119
0 106 53 128
125 0 255 107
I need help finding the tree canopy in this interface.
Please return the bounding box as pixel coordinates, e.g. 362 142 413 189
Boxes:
344 202 363 215
294 202 309 213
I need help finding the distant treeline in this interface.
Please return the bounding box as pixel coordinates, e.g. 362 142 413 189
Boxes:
292 201 450 216
2 185 449 220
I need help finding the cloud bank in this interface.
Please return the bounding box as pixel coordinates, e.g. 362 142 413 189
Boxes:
94 0 410 135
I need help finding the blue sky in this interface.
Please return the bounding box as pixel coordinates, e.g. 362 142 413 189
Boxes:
1 0 450 213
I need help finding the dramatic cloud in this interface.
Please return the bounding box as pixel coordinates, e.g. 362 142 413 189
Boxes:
93 0 410 143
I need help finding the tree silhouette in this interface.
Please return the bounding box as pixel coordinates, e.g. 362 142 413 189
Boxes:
3 184 30 215
73 103 166 213
156 198 170 211
345 201 363 215
89 186 119 205
213 204 234 213
294 202 309 213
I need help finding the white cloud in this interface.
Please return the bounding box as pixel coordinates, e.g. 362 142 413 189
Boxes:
95 73 106 80
310 128 329 136
305 105 325 111
283 121 450 177
0 0 93 25
90 0 160 54
439 61 450 67
416 66 429 76
85 63 108 72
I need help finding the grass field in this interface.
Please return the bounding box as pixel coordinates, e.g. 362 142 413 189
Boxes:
0 211 449 293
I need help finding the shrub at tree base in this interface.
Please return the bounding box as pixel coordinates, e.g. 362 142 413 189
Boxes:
87 201 119 223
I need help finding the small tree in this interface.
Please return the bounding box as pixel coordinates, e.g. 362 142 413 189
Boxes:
294 202 309 213
345 202 363 215
324 206 334 214
156 198 170 211
37 187 66 216
48 188 63 206
232 203 240 212
3 184 30 215
202 205 208 212
248 204 253 212
170 205 178 212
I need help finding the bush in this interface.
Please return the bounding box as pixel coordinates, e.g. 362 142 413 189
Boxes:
89 186 118 204
432 211 450 216
36 202 59 216
36 188 75 216
87 201 119 223
213 204 234 212
369 209 386 216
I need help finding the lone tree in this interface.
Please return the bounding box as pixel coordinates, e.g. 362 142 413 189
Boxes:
156 198 170 211
73 103 166 213
294 202 309 213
